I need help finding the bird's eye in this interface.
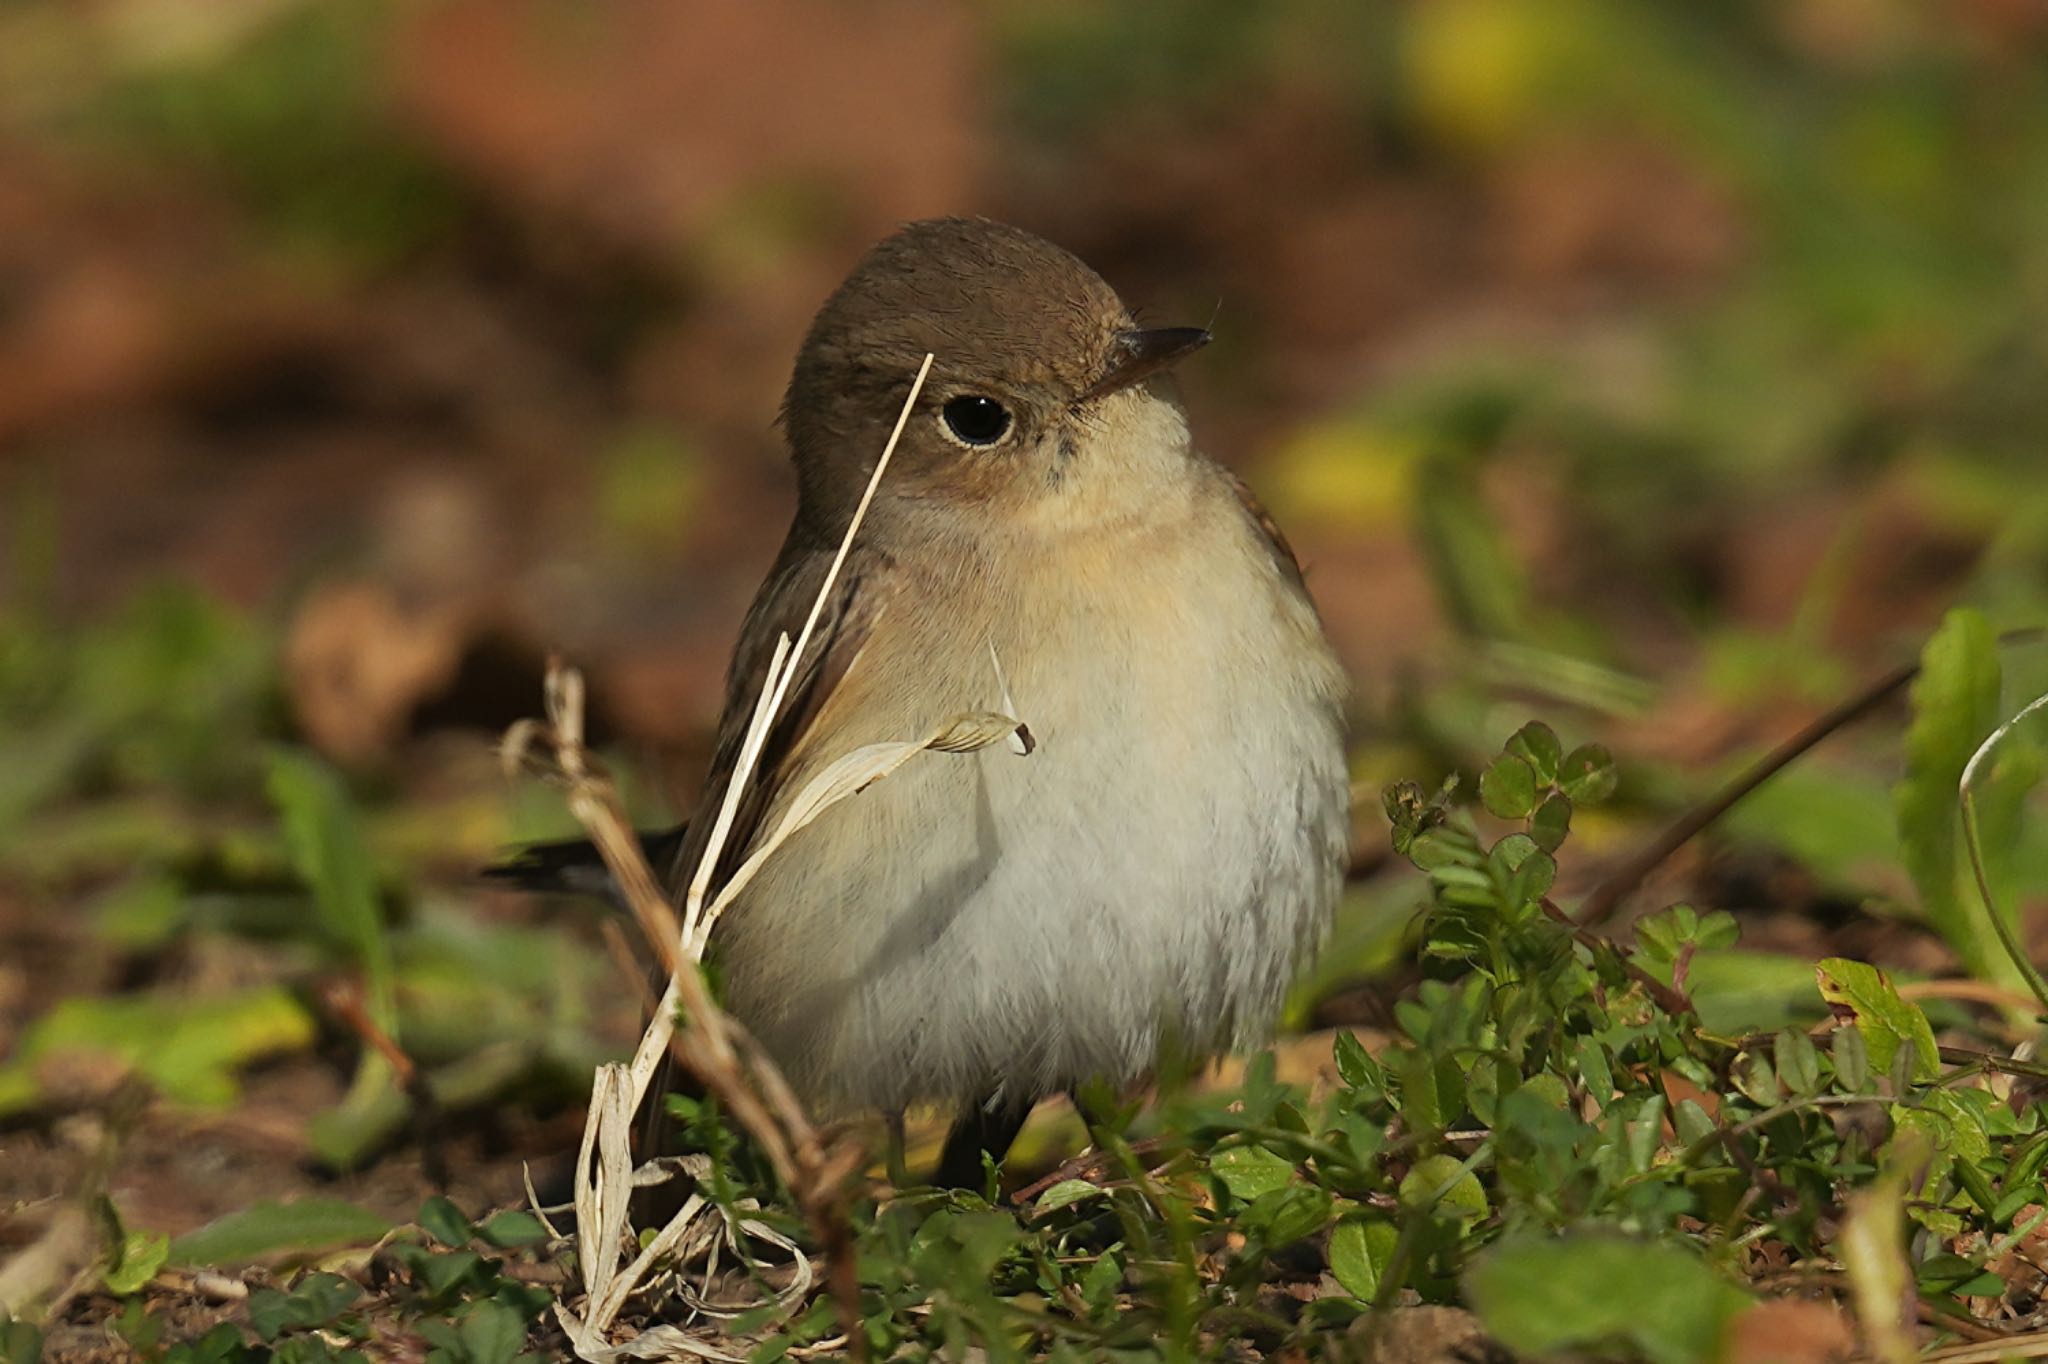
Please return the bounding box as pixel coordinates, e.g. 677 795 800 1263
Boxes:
939 395 1012 447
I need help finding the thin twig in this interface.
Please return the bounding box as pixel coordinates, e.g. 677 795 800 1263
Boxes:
1011 1136 1174 1206
1923 1329 2048 1364
1573 658 1919 927
317 977 448 1190
1575 627 2045 928
1539 896 1693 1017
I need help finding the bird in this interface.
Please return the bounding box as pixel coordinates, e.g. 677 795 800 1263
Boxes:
493 217 1350 1186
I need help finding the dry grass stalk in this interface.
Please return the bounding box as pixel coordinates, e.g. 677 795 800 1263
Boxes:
521 657 852 1361
511 354 1040 1362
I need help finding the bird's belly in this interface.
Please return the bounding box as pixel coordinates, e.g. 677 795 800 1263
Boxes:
715 595 1347 1115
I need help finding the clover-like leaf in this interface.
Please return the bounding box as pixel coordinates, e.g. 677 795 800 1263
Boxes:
1481 753 1539 820
1529 791 1573 852
416 1196 473 1249
1505 721 1562 786
1329 1216 1400 1302
1035 1179 1108 1214
1211 1144 1295 1201
1400 1154 1487 1222
1559 744 1618 805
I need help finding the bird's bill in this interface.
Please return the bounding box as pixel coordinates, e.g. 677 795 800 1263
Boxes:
1078 326 1212 402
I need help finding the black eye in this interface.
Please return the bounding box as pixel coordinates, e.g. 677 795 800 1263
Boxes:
940 395 1012 446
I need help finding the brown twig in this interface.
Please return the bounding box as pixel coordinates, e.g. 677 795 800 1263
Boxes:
1539 897 1694 1017
1010 1135 1174 1207
1921 1299 2011 1345
317 977 449 1190
1574 627 2045 930
1573 659 1920 928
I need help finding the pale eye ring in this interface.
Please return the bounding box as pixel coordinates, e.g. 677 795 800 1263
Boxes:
939 394 1012 446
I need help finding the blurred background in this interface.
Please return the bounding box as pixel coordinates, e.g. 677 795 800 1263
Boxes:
4 0 2048 1232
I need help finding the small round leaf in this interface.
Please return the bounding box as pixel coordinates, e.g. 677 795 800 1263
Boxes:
1481 754 1539 819
1558 744 1618 805
1505 722 1562 786
1529 792 1573 852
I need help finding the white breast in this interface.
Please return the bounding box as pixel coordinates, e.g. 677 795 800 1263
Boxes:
714 461 1349 1116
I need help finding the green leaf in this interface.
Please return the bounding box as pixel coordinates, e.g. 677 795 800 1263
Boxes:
1399 1154 1487 1222
1505 722 1562 786
1488 833 1555 905
1396 1050 1465 1132
1774 1030 1822 1097
1832 1025 1870 1091
1210 1144 1295 1201
1034 1179 1108 1213
1815 959 1938 1082
476 1210 550 1249
269 750 406 1171
1916 1253 1982 1293
247 1274 361 1342
104 1229 170 1296
169 1200 390 1267
1244 1184 1333 1246
1926 1089 1995 1164
1732 1051 1779 1106
92 872 189 951
1574 1036 1615 1110
247 1289 295 1342
0 1317 43 1364
418 1248 485 1298
1333 1030 1385 1096
1529 792 1573 852
267 749 394 1028
307 1051 403 1171
0 987 315 1116
1480 754 1538 820
458 1301 525 1364
169 1322 246 1363
417 1197 473 1249
291 1273 362 1324
1695 911 1739 951
1515 1072 1569 1111
417 1318 462 1359
1080 1250 1122 1311
1673 1099 1717 1146
1558 744 1618 805
1467 1233 1749 1364
1407 828 1472 872
1635 907 1682 961
1893 609 2016 988
1329 1216 1400 1301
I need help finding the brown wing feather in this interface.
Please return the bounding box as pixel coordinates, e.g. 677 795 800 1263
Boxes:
641 529 887 1155
1220 467 1309 594
665 529 890 901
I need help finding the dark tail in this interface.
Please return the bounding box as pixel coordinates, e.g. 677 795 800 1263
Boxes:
482 823 690 903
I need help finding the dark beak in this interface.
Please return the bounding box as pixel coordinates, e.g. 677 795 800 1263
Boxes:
1078 326 1211 402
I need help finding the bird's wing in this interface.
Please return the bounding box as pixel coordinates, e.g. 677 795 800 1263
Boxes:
665 529 891 901
1220 467 1309 594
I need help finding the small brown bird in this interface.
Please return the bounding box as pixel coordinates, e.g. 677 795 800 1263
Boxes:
500 218 1349 1184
